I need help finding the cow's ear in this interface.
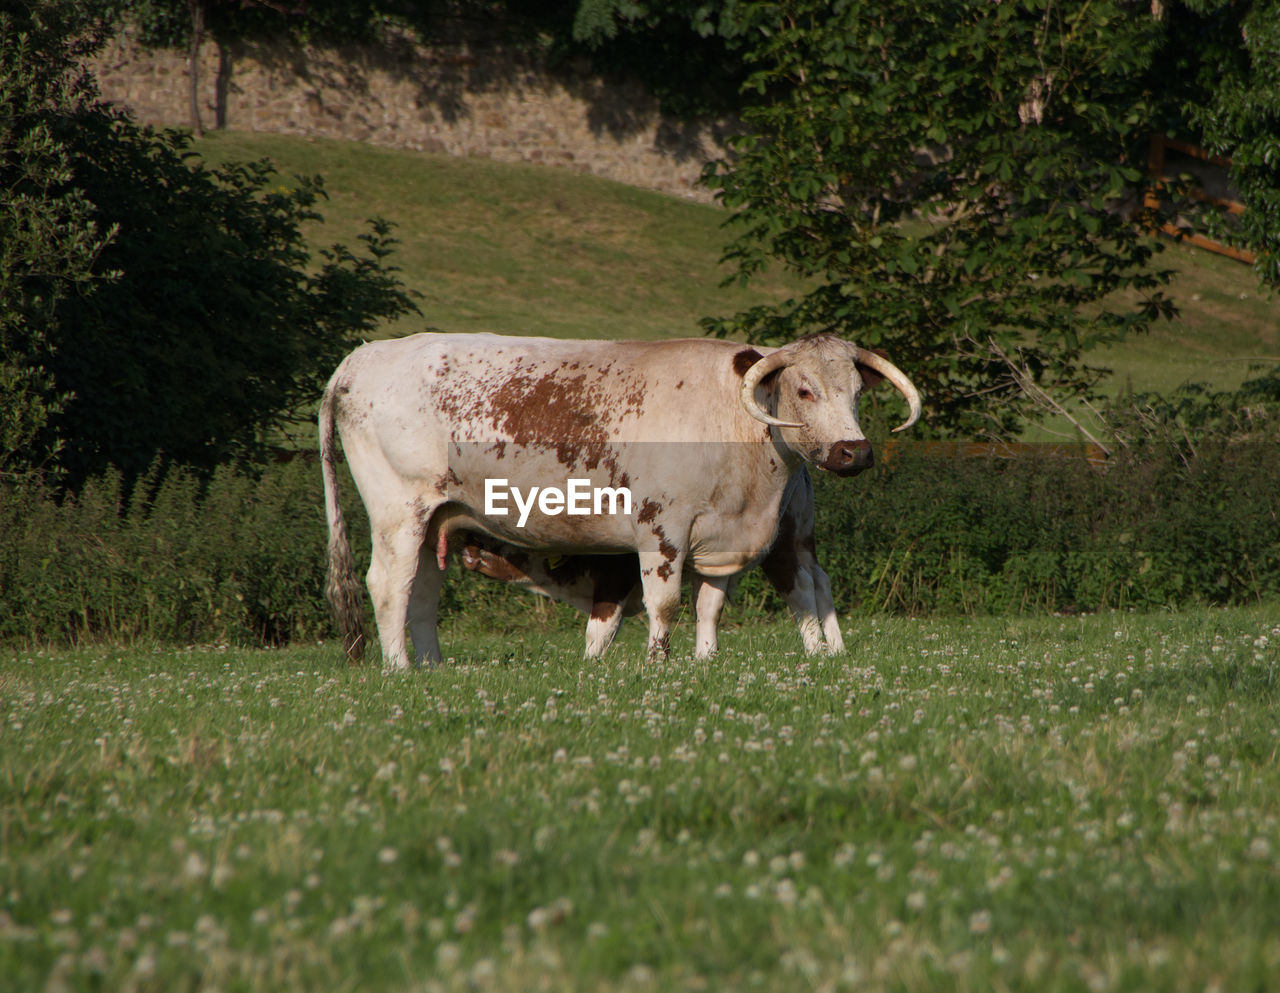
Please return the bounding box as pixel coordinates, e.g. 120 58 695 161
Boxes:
857 348 889 389
733 348 784 386
732 348 764 378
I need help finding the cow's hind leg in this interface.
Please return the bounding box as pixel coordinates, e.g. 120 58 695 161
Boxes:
585 605 626 658
366 525 424 671
692 575 732 659
784 567 824 656
583 556 644 658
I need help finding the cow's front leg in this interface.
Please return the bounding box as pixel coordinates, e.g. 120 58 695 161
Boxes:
763 540 824 656
638 548 685 659
692 574 732 659
812 563 844 654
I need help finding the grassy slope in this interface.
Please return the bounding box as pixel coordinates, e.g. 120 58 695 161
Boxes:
1100 243 1278 395
5 609 1280 992
196 131 801 341
194 131 1277 442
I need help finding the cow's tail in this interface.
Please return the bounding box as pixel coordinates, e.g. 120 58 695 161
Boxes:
320 383 367 665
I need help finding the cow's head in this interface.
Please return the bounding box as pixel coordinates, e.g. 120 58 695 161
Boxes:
738 336 921 476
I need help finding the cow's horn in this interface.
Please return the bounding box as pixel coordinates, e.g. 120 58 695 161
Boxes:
740 348 804 429
857 349 922 433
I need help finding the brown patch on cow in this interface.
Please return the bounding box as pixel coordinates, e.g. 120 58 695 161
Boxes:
429 351 650 468
410 497 431 537
732 348 764 378
653 524 679 580
589 601 622 622
636 498 662 524
487 371 603 449
760 512 797 596
435 468 462 493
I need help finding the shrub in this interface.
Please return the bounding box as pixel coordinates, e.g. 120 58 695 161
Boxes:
1 2 418 489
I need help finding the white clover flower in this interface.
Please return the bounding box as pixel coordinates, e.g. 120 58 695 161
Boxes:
182 852 208 881
436 942 461 968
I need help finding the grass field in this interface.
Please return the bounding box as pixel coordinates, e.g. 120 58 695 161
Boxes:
194 132 1278 400
5 607 1280 991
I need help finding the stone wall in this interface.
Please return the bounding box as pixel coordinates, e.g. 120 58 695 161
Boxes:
90 33 731 202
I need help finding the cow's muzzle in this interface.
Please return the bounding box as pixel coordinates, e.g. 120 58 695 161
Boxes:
821 439 873 476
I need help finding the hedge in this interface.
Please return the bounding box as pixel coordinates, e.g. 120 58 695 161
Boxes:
2 438 1277 651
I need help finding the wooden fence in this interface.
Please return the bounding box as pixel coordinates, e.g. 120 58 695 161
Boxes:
1145 134 1255 264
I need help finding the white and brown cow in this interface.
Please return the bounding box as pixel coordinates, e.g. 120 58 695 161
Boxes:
320 332 920 668
458 466 844 657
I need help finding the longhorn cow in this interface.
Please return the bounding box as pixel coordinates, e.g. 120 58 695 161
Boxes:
319 332 920 668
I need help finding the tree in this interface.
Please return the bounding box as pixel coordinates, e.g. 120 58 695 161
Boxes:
1 1 418 488
566 0 749 118
702 0 1178 439
0 3 116 484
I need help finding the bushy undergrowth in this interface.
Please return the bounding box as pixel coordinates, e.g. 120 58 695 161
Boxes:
796 440 1280 617
2 421 1277 649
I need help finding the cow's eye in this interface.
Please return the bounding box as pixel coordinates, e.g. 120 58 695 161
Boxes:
797 388 814 401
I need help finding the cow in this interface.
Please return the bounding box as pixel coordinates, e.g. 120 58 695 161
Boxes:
319 332 920 668
457 466 844 657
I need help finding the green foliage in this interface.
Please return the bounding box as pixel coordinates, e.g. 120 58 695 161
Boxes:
1 2 418 487
797 434 1280 619
565 0 749 118
0 461 335 646
809 367 1280 615
116 0 566 48
116 0 394 48
0 3 116 483
48 126 416 484
703 0 1179 438
1167 0 1280 286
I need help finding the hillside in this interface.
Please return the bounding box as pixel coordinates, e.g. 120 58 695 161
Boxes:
196 131 1277 400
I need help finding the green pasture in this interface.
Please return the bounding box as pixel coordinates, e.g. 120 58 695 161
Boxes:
194 132 1277 400
5 608 1280 991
